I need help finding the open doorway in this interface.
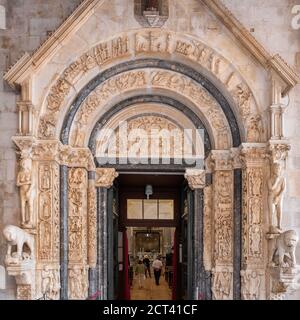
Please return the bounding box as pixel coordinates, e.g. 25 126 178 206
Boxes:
128 226 175 300
107 173 194 300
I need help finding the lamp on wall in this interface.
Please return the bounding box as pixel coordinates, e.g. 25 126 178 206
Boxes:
145 184 153 199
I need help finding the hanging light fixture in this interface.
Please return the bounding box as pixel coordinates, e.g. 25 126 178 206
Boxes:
145 184 153 199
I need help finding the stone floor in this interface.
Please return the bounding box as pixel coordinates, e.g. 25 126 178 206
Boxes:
130 270 172 300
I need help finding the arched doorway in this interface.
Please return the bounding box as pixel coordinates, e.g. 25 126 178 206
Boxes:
8 23 294 300
53 50 243 300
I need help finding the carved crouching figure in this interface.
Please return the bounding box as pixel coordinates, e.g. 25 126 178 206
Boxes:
272 230 299 268
3 225 35 265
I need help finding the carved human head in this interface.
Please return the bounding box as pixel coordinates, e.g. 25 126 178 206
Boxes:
273 162 282 176
284 230 299 249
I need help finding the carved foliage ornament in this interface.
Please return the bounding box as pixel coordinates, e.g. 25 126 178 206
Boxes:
95 168 119 188
185 169 206 190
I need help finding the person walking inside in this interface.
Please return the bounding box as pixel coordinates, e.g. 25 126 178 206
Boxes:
143 255 151 278
152 256 163 286
135 260 145 289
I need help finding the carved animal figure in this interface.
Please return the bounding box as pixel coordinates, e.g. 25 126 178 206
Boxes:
272 230 299 268
3 225 34 262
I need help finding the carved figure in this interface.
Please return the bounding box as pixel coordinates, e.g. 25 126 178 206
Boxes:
212 268 231 300
69 266 86 299
17 153 35 228
41 265 60 299
3 225 34 264
268 162 286 233
272 230 299 268
241 270 261 300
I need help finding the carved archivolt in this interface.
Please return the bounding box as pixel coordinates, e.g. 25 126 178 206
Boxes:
69 68 231 150
37 30 262 143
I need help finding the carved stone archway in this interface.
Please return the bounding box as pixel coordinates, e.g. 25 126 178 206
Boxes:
3 2 299 299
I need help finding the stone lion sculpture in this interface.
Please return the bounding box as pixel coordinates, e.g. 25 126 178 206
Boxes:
272 230 299 268
3 225 34 264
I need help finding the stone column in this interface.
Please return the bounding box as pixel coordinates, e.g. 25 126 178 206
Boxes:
87 171 97 297
60 164 68 300
184 169 210 299
95 168 118 300
67 167 89 300
210 150 234 300
265 142 299 300
240 144 268 300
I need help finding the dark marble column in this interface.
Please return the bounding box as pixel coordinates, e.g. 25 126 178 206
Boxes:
233 169 242 300
193 188 211 300
60 165 68 300
97 187 108 300
88 172 97 298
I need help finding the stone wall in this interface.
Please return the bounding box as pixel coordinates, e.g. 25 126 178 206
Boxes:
0 0 299 300
222 0 300 299
0 0 82 300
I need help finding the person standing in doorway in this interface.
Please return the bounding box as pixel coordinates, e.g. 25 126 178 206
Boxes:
152 256 163 285
135 260 145 289
143 255 151 278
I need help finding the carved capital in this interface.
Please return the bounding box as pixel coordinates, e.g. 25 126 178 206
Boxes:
12 136 34 154
95 168 119 188
185 169 206 190
240 143 268 167
268 141 290 163
210 150 233 171
59 146 95 170
32 140 60 161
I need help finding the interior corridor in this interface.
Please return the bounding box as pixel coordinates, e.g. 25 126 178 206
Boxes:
130 267 172 300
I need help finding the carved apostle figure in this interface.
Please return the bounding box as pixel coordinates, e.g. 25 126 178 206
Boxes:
241 270 261 300
249 170 262 197
69 266 83 299
41 265 54 298
17 152 35 228
212 269 231 300
268 162 286 233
